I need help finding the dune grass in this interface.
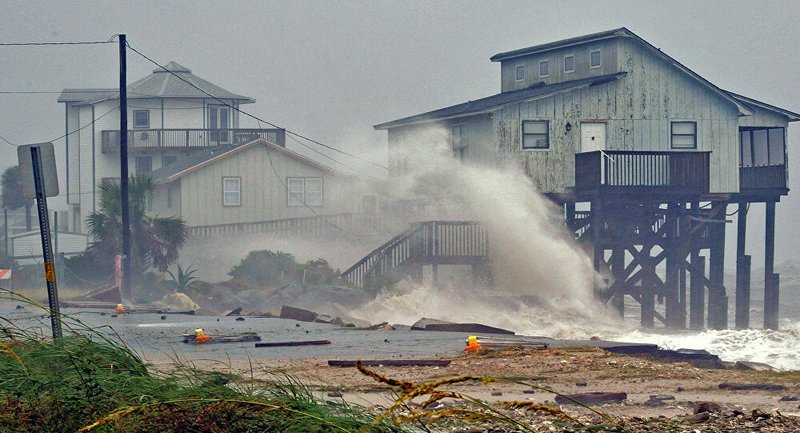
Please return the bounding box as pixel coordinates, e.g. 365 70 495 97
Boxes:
0 291 406 433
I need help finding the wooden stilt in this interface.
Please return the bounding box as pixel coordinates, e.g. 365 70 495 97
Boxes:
764 201 778 330
689 254 705 330
565 202 575 232
610 246 625 316
641 245 655 328
665 204 681 328
708 202 728 330
735 202 750 329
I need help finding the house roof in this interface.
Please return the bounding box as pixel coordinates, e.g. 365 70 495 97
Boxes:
489 27 754 117
150 138 342 184
58 61 254 105
374 72 627 130
725 92 800 122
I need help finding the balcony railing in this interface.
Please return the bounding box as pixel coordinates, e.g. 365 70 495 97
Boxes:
739 164 787 191
575 150 710 196
101 128 285 153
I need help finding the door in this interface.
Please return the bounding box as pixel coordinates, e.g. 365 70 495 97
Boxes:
580 122 607 152
208 105 230 144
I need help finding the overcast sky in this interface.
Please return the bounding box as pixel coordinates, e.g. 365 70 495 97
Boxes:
2 0 799 265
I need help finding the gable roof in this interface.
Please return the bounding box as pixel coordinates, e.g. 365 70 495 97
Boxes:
58 61 254 105
725 92 800 122
374 72 626 130
490 27 753 117
150 138 342 184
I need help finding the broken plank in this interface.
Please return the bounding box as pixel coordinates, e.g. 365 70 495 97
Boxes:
255 340 331 348
327 359 451 367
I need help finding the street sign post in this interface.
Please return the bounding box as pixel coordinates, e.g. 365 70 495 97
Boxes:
17 142 62 339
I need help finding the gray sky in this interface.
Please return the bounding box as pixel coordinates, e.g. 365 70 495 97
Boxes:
2 0 800 265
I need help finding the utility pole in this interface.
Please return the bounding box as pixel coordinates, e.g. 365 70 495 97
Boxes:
119 34 132 301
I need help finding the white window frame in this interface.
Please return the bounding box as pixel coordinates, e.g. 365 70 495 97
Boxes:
515 65 526 82
670 121 698 149
162 155 177 167
222 177 241 207
286 177 324 207
538 59 550 78
564 54 575 73
133 110 150 129
520 120 550 151
590 49 602 69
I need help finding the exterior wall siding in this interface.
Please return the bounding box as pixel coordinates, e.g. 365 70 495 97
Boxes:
501 38 618 92
170 144 359 227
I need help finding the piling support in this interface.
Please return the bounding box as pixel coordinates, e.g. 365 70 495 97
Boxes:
735 202 750 329
665 204 682 328
610 246 625 316
764 201 778 330
708 202 728 330
640 245 655 328
689 254 705 330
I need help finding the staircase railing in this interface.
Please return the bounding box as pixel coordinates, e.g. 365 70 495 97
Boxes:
341 221 487 288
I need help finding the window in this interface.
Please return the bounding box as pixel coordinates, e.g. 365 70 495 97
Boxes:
222 177 240 206
133 110 150 129
162 156 177 167
670 122 697 149
452 125 467 160
564 54 575 73
539 60 549 78
515 65 525 81
521 120 549 149
135 156 152 173
305 178 323 206
590 49 601 69
740 127 785 167
287 177 324 207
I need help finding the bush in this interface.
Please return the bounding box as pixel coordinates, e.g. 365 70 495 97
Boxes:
301 258 339 286
228 250 299 288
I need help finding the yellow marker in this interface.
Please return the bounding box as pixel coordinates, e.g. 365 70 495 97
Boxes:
44 262 56 282
115 304 125 314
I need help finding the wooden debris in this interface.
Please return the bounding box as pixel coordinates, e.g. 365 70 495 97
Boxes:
279 305 318 322
327 359 451 367
719 383 786 391
183 333 261 344
255 339 331 348
554 392 627 405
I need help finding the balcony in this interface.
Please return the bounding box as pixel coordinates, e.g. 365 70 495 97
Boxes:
101 128 286 153
575 150 710 196
739 164 787 194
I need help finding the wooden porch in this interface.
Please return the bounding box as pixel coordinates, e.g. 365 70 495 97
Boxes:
101 128 286 153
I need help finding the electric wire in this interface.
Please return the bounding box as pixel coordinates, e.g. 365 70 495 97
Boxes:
0 105 119 147
0 40 115 46
124 41 388 171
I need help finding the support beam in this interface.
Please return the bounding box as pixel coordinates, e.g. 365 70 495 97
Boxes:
689 255 705 330
640 245 655 328
764 201 778 330
610 246 625 316
665 204 682 328
707 202 728 330
735 203 750 329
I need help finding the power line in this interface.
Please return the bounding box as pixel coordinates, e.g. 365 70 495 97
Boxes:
124 41 388 171
0 41 114 46
0 105 119 147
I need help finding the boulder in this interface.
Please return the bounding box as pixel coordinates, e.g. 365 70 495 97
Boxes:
159 293 200 311
733 361 776 371
280 305 318 322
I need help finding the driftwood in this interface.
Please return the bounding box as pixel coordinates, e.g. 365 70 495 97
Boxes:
183 333 261 344
555 392 628 405
255 339 331 348
327 359 451 367
718 383 786 391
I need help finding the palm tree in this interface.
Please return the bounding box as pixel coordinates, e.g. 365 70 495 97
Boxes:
1 166 32 231
86 176 189 280
166 264 201 293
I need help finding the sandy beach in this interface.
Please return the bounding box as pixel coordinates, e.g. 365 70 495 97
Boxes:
151 345 800 432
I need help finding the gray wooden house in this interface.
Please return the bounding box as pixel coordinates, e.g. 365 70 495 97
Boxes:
374 28 799 330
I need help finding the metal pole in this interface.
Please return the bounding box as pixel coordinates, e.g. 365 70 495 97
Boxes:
31 146 62 339
119 34 132 301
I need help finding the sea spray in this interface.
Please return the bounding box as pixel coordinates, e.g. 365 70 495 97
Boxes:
355 130 614 327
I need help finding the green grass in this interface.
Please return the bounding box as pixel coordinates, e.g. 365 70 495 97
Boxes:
0 293 407 433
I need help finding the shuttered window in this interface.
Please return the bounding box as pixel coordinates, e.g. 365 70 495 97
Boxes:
522 120 549 149
223 177 240 206
671 122 697 149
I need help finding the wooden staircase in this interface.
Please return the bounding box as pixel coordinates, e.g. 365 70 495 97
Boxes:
341 221 489 288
